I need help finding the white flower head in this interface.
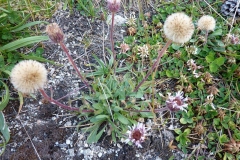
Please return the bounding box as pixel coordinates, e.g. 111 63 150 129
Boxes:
186 45 198 55
198 15 216 31
10 60 47 94
166 91 188 112
125 122 148 148
126 12 137 26
204 94 215 109
163 12 194 44
137 45 149 58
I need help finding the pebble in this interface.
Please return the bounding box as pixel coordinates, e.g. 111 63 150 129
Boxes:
68 149 75 156
98 152 102 157
66 139 71 145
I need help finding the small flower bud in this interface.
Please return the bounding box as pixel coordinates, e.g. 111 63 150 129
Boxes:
107 0 121 13
46 23 64 44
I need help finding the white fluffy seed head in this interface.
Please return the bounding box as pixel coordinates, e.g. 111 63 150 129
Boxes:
10 60 47 94
163 12 194 44
198 15 216 31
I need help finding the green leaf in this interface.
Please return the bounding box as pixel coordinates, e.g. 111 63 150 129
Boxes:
20 54 56 65
180 118 187 124
206 52 215 63
209 29 222 37
0 111 10 143
213 47 225 52
86 124 100 143
99 94 111 100
171 43 181 50
140 112 154 118
166 70 173 78
215 40 225 47
11 21 48 32
95 115 109 120
219 134 229 145
95 125 106 143
210 62 219 72
174 128 182 134
0 36 49 52
214 57 225 66
184 128 191 134
0 80 10 111
116 113 129 125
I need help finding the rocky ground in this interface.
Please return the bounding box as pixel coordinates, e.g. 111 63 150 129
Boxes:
1 3 186 160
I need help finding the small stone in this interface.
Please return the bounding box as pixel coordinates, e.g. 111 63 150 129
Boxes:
68 149 75 156
66 139 71 145
106 15 127 26
98 152 102 157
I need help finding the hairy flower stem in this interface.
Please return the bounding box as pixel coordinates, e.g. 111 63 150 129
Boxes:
39 89 94 113
110 12 116 62
204 30 209 45
59 42 93 92
134 40 172 92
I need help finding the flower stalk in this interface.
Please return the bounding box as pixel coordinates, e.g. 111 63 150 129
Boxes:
39 89 94 113
110 12 116 60
59 42 93 92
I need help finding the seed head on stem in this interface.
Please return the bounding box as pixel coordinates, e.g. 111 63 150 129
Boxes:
10 60 47 94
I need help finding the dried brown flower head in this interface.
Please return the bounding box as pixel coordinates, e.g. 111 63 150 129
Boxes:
224 138 240 154
207 85 220 96
46 23 64 43
194 123 206 136
203 72 213 84
120 42 130 53
218 109 226 121
127 27 137 36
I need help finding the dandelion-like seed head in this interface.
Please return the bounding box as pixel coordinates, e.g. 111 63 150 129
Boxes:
166 91 188 112
107 0 121 13
10 60 47 94
198 15 216 31
125 122 147 148
46 23 64 44
163 12 194 44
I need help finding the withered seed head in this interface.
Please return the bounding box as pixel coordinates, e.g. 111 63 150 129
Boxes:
207 85 219 96
203 72 213 84
223 138 240 154
46 23 64 44
194 123 206 136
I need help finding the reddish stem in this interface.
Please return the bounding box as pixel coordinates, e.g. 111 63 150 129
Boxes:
134 40 172 92
39 89 94 113
110 12 116 61
59 42 93 91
